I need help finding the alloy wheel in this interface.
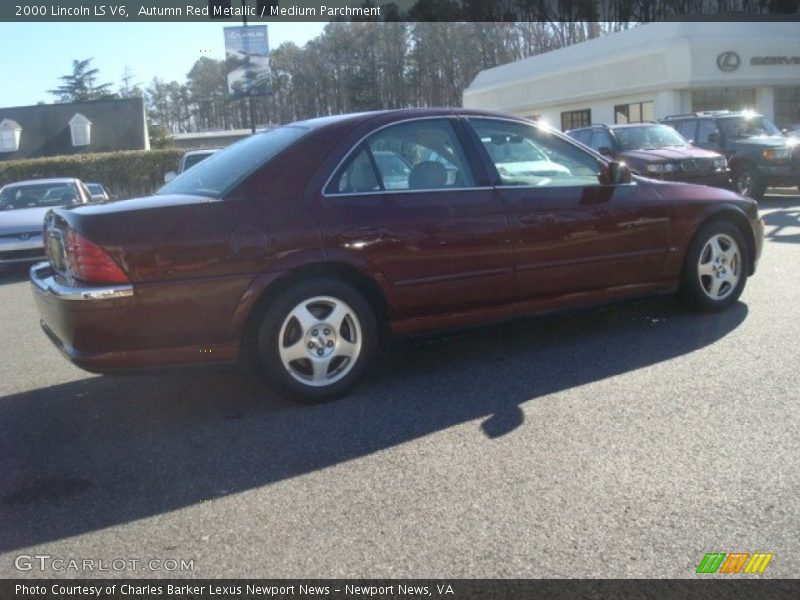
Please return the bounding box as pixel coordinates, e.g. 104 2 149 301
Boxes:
277 296 363 387
736 170 753 196
697 233 741 301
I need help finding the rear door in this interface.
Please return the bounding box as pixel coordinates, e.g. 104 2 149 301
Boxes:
315 117 514 322
464 117 671 302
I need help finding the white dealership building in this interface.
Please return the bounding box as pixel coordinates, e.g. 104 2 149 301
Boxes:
463 21 800 131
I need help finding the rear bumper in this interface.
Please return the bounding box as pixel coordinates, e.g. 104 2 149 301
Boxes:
30 262 239 373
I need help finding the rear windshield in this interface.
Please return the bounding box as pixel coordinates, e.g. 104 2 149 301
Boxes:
158 126 309 198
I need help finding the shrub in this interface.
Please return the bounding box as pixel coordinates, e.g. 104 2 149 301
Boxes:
0 149 185 199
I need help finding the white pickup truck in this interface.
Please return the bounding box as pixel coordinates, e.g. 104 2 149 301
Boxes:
164 149 220 183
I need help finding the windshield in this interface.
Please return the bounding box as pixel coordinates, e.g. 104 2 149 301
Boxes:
718 115 781 139
614 125 688 151
0 183 77 211
159 126 309 198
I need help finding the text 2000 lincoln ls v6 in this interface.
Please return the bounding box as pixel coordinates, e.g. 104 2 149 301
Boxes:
30 109 764 402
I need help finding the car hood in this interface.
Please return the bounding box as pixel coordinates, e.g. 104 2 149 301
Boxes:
619 147 721 162
729 135 793 150
0 206 56 234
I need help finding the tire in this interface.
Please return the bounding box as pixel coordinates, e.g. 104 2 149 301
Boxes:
253 277 378 403
679 220 748 312
733 164 766 201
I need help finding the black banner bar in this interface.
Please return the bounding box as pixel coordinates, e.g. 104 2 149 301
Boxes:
4 580 800 600
2 1 799 23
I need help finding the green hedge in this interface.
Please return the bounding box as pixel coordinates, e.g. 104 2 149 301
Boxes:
0 149 185 200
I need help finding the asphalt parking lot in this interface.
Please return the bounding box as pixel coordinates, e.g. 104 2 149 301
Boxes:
1 191 799 579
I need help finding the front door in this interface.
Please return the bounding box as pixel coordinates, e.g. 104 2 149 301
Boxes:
464 117 671 302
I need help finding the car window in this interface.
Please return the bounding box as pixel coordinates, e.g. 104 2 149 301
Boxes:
159 127 308 198
718 115 780 139
335 149 381 194
469 118 601 188
576 130 592 145
79 182 94 202
329 119 476 194
697 120 720 144
589 130 614 151
367 119 475 191
671 120 697 141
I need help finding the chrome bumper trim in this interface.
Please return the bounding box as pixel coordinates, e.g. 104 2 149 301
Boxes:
30 261 134 301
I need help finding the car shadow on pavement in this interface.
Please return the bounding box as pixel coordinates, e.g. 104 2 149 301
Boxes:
762 208 800 244
0 297 747 552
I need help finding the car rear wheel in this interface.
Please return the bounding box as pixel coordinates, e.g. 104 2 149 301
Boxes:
733 164 766 200
253 278 378 403
679 220 748 312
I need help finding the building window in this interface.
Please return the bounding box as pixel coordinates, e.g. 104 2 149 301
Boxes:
0 119 21 152
615 101 655 124
560 109 591 131
691 88 756 114
69 113 92 147
775 86 800 128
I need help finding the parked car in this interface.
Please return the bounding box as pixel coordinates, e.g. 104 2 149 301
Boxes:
782 123 800 139
662 111 799 199
567 123 730 188
85 183 112 203
0 178 91 266
30 109 764 402
164 148 221 183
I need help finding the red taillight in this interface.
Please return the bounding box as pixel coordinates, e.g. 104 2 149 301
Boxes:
64 229 129 284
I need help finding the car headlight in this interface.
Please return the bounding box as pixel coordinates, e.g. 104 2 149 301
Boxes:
763 148 791 161
713 157 727 169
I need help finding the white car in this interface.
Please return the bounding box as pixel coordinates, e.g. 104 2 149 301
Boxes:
0 178 92 266
164 149 220 183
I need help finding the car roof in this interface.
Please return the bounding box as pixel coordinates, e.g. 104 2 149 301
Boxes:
1 178 79 189
287 108 534 132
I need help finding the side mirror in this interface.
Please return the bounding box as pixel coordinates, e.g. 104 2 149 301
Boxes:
164 171 177 183
600 161 632 185
597 146 614 157
707 131 720 143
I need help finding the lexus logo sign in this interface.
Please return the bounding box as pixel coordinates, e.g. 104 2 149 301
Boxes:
717 51 741 72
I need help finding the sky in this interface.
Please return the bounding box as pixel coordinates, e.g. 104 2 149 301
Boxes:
0 22 327 107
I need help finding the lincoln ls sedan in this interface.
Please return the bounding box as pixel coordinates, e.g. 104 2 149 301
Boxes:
30 109 764 402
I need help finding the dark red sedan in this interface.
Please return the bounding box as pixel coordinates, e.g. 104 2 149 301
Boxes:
30 109 764 402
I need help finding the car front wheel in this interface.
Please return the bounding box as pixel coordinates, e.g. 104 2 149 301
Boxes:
679 220 748 312
733 164 766 200
254 278 378 403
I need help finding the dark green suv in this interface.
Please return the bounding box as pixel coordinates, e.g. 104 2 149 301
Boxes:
662 111 799 200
